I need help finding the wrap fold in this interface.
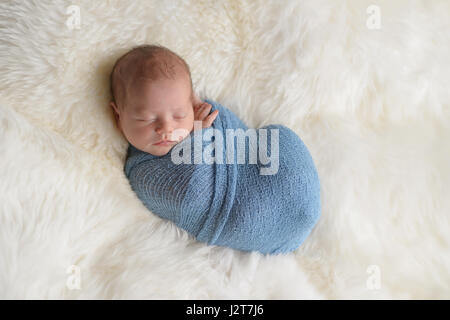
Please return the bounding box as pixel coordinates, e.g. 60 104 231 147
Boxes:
124 99 321 254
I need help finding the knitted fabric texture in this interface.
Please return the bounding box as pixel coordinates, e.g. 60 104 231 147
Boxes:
124 99 321 255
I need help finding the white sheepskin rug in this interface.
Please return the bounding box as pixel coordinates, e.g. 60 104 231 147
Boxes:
1 0 449 299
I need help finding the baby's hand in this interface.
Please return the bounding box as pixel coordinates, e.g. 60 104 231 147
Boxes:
193 102 219 129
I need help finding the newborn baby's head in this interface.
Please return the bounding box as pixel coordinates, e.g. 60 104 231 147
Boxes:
110 44 195 156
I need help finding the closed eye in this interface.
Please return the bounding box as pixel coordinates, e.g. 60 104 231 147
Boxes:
136 115 186 122
138 119 155 122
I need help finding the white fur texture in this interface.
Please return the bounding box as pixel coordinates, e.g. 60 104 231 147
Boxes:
1 0 449 299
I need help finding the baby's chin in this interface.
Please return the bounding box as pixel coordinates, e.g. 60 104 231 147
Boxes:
146 143 178 156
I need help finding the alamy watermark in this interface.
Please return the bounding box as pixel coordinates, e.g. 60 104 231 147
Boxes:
169 120 280 175
366 5 381 30
66 5 81 30
66 264 81 290
366 264 381 290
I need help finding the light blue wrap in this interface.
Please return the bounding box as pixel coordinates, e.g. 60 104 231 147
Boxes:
124 99 321 255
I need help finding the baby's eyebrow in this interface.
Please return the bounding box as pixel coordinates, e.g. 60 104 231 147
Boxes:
133 109 150 117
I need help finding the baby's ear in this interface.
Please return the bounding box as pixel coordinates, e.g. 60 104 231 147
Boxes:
110 101 121 129
110 101 119 114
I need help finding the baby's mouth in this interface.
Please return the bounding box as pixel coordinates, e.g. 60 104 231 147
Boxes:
153 140 177 146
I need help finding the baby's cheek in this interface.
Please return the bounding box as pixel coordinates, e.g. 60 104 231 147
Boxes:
131 125 151 141
171 126 191 142
131 125 146 136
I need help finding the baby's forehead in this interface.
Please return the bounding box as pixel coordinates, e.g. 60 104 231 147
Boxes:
125 85 190 112
121 51 184 80
125 64 190 96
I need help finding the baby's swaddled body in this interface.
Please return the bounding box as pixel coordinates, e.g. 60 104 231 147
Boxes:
124 99 321 255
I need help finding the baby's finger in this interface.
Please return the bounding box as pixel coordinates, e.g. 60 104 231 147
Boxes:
198 103 212 119
203 110 219 128
193 104 202 115
194 102 205 113
193 105 204 120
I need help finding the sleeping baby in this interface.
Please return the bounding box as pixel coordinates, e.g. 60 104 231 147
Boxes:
110 44 321 255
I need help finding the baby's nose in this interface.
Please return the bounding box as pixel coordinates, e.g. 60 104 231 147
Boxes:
155 121 174 136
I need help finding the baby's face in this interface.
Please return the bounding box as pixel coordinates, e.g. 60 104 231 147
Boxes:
116 76 195 156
